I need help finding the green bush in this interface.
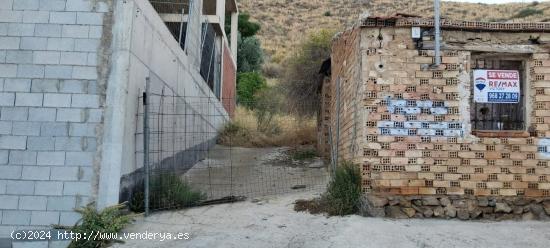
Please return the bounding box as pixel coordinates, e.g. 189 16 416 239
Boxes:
324 11 332 16
237 72 267 108
68 203 133 248
129 173 206 212
324 161 361 216
513 8 543 18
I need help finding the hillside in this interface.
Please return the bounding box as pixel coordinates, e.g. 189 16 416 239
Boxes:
237 0 550 60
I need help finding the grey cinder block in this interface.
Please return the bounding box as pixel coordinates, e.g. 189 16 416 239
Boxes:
43 93 71 107
50 12 76 24
34 24 62 37
0 136 27 150
46 196 76 211
50 167 78 181
60 52 87 66
22 165 51 180
34 181 63 196
22 10 49 24
19 196 47 210
37 151 65 166
30 211 59 225
27 136 56 150
7 23 35 36
0 92 15 106
56 108 84 122
33 51 61 65
1 210 31 225
68 123 95 137
65 152 93 166
0 64 17 77
0 166 22 179
31 79 60 93
20 37 47 50
28 107 56 122
0 37 20 50
77 12 103 25
60 80 86 93
0 195 19 209
59 211 81 226
1 107 28 121
15 93 43 107
6 51 33 64
17 65 45 79
9 151 37 165
40 122 68 136
6 180 35 195
44 65 73 79
62 25 89 38
46 38 74 51
63 181 91 195
12 122 41 136
71 94 99 108
4 78 32 92
39 0 66 11
13 0 39 10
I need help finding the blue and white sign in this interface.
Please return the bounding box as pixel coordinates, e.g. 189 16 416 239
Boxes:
473 70 520 103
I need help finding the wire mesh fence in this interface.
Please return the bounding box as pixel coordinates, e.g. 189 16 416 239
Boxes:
132 78 330 213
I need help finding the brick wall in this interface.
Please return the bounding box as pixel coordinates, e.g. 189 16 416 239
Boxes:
0 0 111 237
222 41 236 117
328 26 550 199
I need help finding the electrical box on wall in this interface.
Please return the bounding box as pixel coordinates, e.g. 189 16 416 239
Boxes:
411 27 421 39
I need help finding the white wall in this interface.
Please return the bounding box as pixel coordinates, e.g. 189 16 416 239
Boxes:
98 0 229 208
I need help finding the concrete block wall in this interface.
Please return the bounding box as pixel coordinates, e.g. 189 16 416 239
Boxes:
0 0 114 241
328 26 550 199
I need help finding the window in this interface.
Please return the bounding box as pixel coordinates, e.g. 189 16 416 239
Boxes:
470 56 526 131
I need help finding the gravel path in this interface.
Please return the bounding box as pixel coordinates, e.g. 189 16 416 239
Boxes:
114 191 550 248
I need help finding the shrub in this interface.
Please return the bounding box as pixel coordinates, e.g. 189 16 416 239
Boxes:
293 161 361 216
237 36 264 73
253 86 283 134
324 11 332 16
68 203 133 248
262 62 283 78
281 29 335 116
513 8 543 18
324 161 362 216
129 174 206 212
237 72 267 108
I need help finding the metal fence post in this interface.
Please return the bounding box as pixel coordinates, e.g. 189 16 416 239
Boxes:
144 77 151 216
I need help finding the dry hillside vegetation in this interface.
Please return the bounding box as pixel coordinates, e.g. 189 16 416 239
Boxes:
238 0 550 60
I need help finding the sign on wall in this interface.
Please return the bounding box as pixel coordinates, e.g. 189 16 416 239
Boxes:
473 70 520 103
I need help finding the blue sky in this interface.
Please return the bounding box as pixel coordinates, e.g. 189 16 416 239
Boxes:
443 0 548 3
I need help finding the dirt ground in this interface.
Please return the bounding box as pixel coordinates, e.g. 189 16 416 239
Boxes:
114 190 550 248
182 145 329 200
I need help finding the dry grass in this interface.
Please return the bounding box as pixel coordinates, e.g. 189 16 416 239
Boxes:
218 106 317 147
238 0 550 60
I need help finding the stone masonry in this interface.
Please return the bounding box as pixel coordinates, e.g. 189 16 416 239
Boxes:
0 0 113 238
325 16 550 219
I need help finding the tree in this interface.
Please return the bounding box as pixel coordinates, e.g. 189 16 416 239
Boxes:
281 29 335 115
237 72 267 108
237 35 264 73
225 13 261 38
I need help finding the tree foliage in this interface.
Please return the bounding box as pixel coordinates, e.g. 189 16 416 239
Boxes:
281 29 334 115
238 35 264 73
225 13 261 38
237 72 267 108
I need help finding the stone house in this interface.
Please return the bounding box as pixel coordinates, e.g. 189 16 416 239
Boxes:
321 15 550 219
0 0 237 246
